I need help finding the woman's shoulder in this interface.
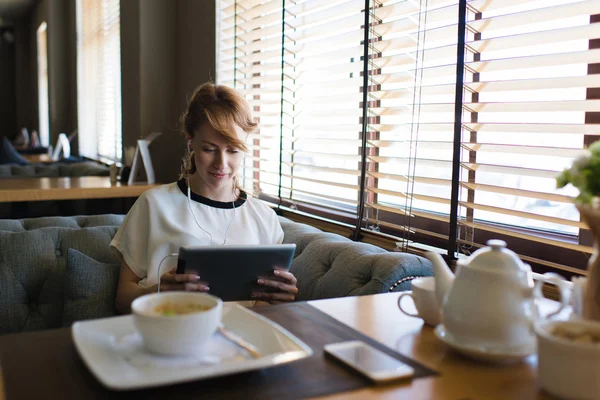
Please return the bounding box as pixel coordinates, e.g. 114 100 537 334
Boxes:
130 182 183 213
123 182 184 225
243 194 278 216
140 182 182 201
242 194 284 241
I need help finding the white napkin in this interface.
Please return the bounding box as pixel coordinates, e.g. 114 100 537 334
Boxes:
111 332 251 369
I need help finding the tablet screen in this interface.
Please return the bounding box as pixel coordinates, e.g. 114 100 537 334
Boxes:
175 244 296 301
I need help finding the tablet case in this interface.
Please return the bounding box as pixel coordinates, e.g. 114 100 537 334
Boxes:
176 244 297 301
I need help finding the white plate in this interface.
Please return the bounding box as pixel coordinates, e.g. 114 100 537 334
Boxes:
72 303 313 390
434 324 535 364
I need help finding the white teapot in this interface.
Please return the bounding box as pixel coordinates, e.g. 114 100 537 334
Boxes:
426 240 570 350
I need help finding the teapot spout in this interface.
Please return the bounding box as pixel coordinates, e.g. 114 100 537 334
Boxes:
425 252 455 307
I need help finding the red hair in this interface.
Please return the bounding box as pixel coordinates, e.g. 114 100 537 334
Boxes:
181 82 257 152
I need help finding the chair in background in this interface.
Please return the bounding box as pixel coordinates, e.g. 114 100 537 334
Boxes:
51 133 71 161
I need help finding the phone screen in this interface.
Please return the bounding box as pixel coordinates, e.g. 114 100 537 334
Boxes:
329 342 414 376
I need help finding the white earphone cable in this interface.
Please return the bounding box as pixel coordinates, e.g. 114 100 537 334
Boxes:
187 180 236 245
157 253 179 293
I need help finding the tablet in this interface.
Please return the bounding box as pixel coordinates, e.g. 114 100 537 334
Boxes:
175 244 297 301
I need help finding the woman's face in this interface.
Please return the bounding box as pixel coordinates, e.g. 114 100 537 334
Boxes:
189 123 246 195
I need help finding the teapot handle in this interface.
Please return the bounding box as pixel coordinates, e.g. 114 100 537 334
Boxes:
533 272 571 320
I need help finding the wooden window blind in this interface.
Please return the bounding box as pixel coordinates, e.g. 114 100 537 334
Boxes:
218 0 367 220
454 0 599 274
217 0 600 275
363 0 461 246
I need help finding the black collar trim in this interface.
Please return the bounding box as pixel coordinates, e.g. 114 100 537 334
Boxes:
177 179 247 209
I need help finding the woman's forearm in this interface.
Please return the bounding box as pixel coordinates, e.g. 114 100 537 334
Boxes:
115 282 155 314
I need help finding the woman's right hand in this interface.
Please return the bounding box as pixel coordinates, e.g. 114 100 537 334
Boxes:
158 268 209 292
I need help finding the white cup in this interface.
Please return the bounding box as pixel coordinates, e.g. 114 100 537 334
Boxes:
397 277 441 326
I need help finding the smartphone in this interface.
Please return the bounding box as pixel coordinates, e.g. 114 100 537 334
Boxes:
324 340 415 384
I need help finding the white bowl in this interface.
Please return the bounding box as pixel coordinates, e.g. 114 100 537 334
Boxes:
536 319 600 400
131 292 223 356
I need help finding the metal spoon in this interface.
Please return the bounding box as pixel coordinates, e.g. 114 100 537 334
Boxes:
217 324 262 359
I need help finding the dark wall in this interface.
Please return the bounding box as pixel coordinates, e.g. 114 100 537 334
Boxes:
14 14 35 135
0 27 17 138
47 0 77 148
168 0 216 183
120 0 141 153
121 0 216 183
139 0 178 184
175 0 216 108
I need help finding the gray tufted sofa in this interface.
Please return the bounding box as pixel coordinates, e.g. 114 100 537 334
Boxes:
280 218 433 299
0 161 109 178
0 214 432 334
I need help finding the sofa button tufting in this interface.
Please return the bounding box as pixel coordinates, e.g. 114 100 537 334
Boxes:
29 301 39 310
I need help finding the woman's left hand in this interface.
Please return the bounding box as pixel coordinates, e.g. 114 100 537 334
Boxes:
252 269 298 303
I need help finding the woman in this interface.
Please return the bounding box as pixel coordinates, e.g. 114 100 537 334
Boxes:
111 82 298 313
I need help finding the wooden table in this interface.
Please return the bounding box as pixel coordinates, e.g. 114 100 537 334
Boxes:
0 293 562 399
310 293 557 400
21 154 52 163
0 177 157 202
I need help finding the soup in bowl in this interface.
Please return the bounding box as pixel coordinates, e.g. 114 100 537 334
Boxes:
131 292 223 356
153 302 213 316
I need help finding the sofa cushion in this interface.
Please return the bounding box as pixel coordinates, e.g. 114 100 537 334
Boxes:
278 216 433 300
0 229 64 333
62 249 120 326
0 214 126 232
0 164 61 178
0 162 109 178
291 240 432 300
279 217 349 257
58 162 110 177
290 238 432 300
0 136 29 165
0 221 122 334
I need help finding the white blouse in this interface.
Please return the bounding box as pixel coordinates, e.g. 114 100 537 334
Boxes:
110 180 284 288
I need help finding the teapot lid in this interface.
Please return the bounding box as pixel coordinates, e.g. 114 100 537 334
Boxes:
462 240 528 272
